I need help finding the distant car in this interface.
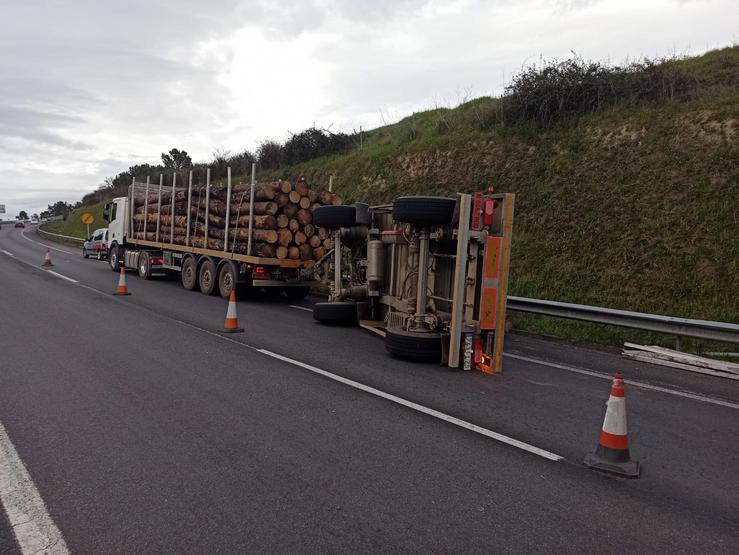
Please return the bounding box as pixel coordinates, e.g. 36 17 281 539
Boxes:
83 228 108 260
14 221 25 228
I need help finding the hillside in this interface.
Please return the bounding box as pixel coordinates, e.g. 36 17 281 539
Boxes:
256 47 738 347
43 201 107 239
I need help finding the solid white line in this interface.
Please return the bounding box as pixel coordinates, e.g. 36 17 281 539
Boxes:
20 229 77 255
258 348 564 462
0 420 69 554
1 249 14 257
43 270 79 283
288 305 313 312
505 353 739 410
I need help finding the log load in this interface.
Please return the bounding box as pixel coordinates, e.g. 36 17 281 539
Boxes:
131 177 342 263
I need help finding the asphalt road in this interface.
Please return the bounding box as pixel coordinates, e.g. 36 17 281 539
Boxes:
0 226 737 552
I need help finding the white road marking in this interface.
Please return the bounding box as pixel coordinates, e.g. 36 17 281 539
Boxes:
20 229 77 255
505 353 739 410
288 305 313 312
257 348 564 462
0 420 69 555
43 270 79 283
1 249 14 257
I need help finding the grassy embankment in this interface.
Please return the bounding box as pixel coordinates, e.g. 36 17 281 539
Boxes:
41 201 107 240
255 47 738 350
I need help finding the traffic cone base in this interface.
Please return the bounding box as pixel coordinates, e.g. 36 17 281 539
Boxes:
584 373 640 478
222 290 243 333
113 267 131 296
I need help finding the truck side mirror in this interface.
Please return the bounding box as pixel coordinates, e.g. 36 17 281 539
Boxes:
103 204 110 221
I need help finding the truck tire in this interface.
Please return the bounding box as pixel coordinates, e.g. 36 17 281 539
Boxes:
218 262 238 299
385 328 443 362
97 249 104 261
199 259 217 295
313 302 357 325
285 286 310 300
82 247 89 259
109 245 121 272
392 196 456 226
313 205 356 229
181 257 198 290
138 252 151 280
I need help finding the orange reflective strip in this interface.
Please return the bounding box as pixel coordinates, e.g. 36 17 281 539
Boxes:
610 386 625 398
599 430 629 450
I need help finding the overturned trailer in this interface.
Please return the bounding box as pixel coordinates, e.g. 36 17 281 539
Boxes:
312 191 515 372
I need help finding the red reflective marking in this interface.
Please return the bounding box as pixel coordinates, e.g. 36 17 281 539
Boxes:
599 430 629 450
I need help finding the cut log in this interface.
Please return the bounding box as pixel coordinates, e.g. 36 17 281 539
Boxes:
276 193 289 208
276 246 288 259
298 243 313 260
313 246 327 259
279 180 292 194
308 235 321 248
299 196 311 209
288 219 299 232
287 246 300 259
323 238 334 250
317 227 329 240
311 202 321 212
319 191 334 205
282 203 299 218
230 200 278 216
331 194 343 206
229 228 278 244
288 190 301 204
297 209 312 226
232 214 277 229
295 179 309 197
294 231 307 246
308 190 318 203
277 228 293 246
276 214 289 228
303 224 315 237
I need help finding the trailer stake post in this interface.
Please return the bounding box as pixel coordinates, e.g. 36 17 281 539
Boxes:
224 167 232 252
246 163 256 256
155 174 163 242
170 172 176 244
204 168 210 246
185 170 193 246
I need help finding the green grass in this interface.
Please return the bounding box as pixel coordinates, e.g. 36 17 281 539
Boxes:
42 201 107 239
67 46 739 351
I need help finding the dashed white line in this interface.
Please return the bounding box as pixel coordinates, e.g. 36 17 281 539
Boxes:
257 348 564 462
505 352 739 410
288 305 313 312
43 270 79 283
1 249 14 257
0 420 69 554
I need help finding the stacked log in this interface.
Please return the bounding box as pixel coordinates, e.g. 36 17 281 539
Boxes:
132 176 341 262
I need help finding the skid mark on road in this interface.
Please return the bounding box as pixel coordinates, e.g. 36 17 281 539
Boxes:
505 353 739 410
0 421 69 555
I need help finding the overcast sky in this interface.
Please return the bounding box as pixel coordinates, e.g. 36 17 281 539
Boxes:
0 0 735 218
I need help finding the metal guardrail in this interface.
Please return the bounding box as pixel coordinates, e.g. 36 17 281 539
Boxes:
506 296 739 344
37 227 85 243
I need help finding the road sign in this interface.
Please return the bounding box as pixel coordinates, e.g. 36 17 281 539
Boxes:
81 213 94 225
0 204 5 214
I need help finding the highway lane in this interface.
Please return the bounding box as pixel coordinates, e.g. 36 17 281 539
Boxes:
0 227 737 551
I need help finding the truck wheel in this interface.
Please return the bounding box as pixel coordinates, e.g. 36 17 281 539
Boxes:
285 286 310 300
313 302 357 325
385 328 443 362
199 259 217 295
392 196 456 226
82 247 89 259
109 245 120 272
138 252 151 280
181 257 198 290
97 249 103 261
313 205 356 229
218 262 238 299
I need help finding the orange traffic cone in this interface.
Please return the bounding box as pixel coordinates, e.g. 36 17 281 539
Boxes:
222 290 243 333
113 267 131 296
584 373 640 477
42 248 53 267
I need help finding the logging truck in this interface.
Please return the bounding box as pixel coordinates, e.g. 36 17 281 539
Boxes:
103 173 515 372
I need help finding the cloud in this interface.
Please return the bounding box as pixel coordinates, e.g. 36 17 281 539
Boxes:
0 0 736 218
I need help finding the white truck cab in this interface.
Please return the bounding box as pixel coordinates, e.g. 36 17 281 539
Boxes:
103 196 129 251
